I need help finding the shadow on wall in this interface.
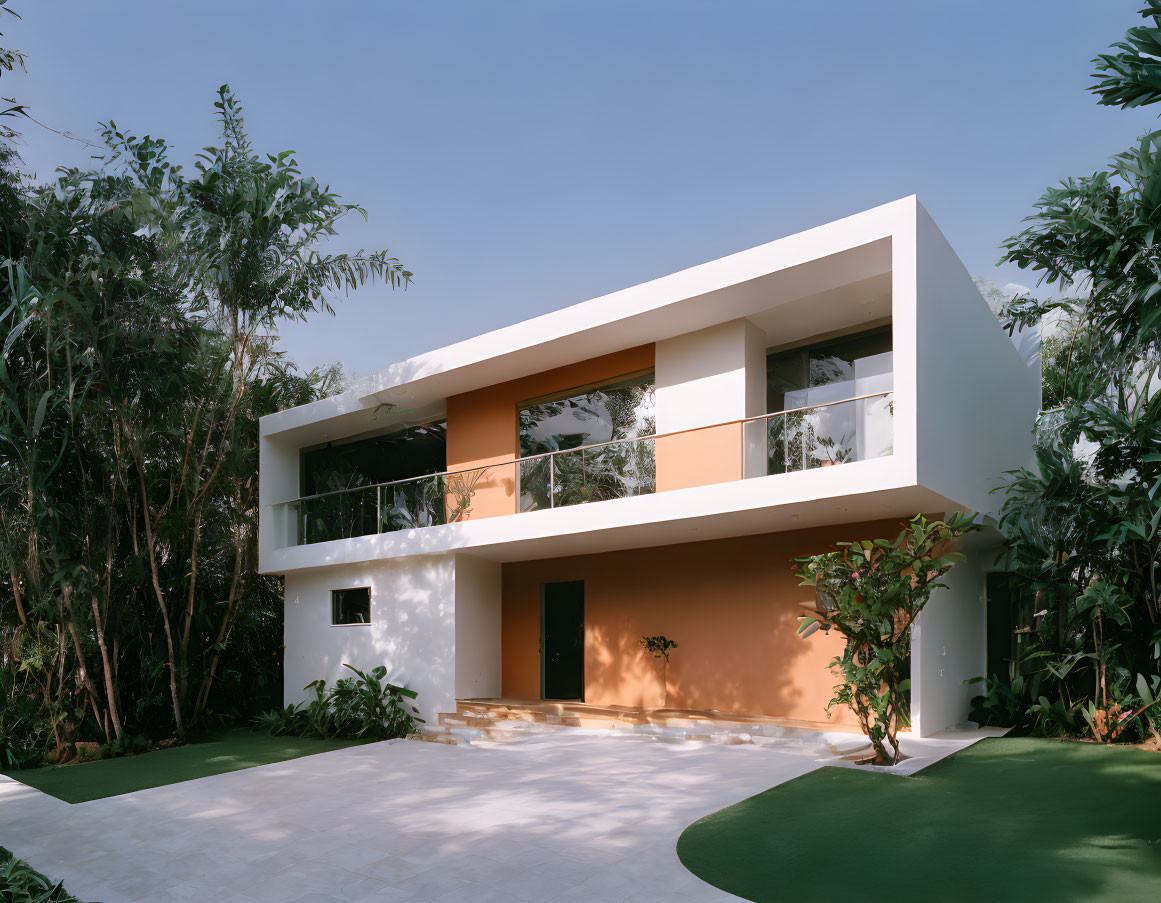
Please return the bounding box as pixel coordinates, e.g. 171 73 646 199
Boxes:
502 518 913 724
283 528 460 723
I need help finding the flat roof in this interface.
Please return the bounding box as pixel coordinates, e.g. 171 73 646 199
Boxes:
261 195 918 440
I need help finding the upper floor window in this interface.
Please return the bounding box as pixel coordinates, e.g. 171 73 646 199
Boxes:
518 371 656 457
766 326 892 414
302 421 447 497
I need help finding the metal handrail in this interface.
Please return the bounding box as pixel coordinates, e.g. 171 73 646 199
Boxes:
274 390 893 508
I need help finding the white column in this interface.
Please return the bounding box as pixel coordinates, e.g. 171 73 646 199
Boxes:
655 318 765 432
454 554 503 699
910 534 995 736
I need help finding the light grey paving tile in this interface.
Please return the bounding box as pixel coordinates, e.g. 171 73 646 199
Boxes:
0 731 986 903
384 866 471 902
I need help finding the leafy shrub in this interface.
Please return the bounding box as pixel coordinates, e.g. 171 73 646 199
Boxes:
255 665 421 741
95 732 152 760
968 674 1036 730
0 847 81 902
795 513 980 765
253 704 303 737
0 689 51 771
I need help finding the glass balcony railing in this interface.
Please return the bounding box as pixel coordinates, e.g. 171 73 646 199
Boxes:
272 391 893 546
760 391 894 474
518 437 657 513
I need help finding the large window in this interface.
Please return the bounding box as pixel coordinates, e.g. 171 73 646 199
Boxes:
764 326 894 473
331 587 371 626
298 422 448 544
302 422 447 497
518 372 656 511
766 326 892 414
518 371 656 457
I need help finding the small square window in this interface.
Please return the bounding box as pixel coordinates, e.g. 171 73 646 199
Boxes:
332 587 371 625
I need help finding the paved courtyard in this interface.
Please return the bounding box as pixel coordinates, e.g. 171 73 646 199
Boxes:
0 729 990 902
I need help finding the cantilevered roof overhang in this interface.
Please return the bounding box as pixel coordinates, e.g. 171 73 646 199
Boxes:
260 196 914 447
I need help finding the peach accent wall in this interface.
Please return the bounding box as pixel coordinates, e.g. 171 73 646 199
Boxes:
654 422 742 492
501 518 911 725
444 345 655 520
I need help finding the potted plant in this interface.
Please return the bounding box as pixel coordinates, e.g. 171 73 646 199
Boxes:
638 635 678 708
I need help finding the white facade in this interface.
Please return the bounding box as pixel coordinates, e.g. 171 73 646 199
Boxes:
262 196 1040 734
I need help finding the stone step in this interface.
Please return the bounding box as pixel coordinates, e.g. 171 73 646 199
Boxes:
441 701 847 750
438 712 498 729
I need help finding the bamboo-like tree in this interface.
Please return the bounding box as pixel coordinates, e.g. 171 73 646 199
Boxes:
96 86 411 735
1 73 410 757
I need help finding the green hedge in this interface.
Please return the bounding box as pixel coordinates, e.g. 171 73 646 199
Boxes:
0 847 81 903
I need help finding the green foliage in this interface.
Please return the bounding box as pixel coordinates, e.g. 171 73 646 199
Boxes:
991 3 1161 745
1091 1 1161 110
638 635 678 663
0 847 79 903
967 675 1035 731
256 665 421 741
0 700 48 770
95 731 151 760
795 513 980 764
1 24 408 759
0 1 26 141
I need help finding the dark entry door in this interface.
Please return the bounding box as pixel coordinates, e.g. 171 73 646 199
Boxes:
541 581 584 700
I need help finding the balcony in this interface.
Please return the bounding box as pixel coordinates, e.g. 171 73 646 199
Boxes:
274 390 894 547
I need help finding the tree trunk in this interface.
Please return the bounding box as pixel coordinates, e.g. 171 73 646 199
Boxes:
62 588 110 744
134 463 185 737
91 593 123 741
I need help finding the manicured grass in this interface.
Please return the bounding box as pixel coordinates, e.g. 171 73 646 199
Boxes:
8 730 366 803
677 738 1161 902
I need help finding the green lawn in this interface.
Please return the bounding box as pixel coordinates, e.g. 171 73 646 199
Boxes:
678 738 1161 903
7 730 367 803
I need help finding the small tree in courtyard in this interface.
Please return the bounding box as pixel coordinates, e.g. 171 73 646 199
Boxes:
794 513 980 764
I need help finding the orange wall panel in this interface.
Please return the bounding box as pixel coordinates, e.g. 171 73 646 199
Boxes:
444 345 655 520
655 422 742 492
501 518 912 725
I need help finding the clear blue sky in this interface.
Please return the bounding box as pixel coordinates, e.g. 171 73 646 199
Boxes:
7 1 1157 378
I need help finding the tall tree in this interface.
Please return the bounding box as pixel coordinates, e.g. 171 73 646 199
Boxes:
992 2 1161 740
1 74 410 755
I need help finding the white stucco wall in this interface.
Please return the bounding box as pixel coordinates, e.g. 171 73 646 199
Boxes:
283 553 457 725
453 554 503 699
655 318 764 432
914 204 1038 517
910 535 997 736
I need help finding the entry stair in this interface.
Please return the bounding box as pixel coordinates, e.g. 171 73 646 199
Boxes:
410 698 862 752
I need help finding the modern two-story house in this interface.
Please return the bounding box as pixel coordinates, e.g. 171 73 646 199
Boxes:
258 196 1039 738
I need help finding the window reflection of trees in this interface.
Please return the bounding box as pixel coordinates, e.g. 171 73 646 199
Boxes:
767 394 893 475
518 374 656 511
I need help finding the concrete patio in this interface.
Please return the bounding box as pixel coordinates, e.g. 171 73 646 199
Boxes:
0 728 997 902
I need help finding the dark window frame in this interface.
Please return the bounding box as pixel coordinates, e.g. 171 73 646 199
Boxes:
298 419 447 498
331 586 372 626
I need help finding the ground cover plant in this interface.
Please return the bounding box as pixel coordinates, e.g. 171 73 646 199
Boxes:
0 845 81 902
977 1 1161 744
794 513 979 764
0 4 408 767
677 738 1161 902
